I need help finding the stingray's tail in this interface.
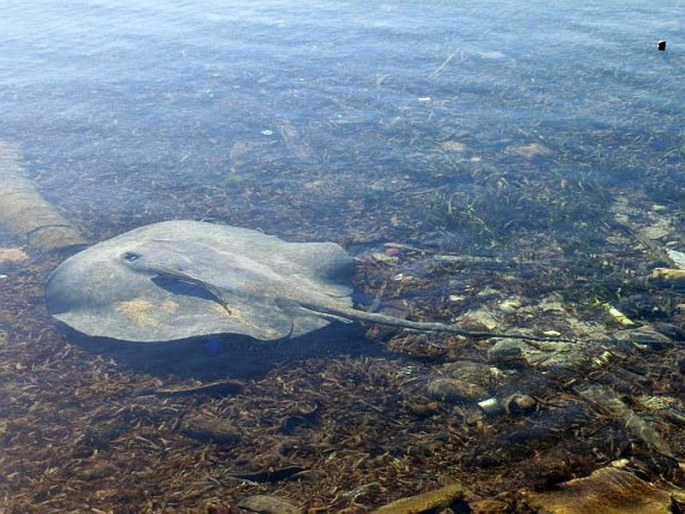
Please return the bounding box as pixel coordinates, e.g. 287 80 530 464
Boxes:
323 304 573 343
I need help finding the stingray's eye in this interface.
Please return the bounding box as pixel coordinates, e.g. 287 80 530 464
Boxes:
122 252 142 263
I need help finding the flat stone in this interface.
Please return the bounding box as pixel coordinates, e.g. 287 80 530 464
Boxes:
523 467 681 514
180 414 241 445
238 495 301 514
372 483 464 514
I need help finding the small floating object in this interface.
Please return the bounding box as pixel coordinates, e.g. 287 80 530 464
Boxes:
658 40 667 51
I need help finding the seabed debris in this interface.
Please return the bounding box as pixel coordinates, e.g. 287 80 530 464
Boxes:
0 116 683 510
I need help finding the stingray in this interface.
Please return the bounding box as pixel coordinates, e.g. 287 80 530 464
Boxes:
46 220 556 343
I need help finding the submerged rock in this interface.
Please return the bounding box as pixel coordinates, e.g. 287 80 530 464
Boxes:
503 394 538 416
238 495 301 514
478 394 538 417
616 326 673 351
426 378 489 404
180 414 242 445
487 340 527 369
488 338 587 371
371 482 464 514
523 466 684 514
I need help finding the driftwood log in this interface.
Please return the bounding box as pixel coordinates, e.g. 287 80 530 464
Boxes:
0 140 86 252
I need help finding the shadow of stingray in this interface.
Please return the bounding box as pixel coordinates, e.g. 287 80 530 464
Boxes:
63 322 390 380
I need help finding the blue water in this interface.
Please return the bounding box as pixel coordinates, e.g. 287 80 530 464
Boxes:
1 2 684 510
1 0 682 244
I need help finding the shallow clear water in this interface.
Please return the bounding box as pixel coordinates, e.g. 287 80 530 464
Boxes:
1 0 682 241
0 1 684 511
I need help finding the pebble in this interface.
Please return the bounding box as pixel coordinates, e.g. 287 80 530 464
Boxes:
426 378 489 403
667 248 685 268
499 298 521 313
459 309 499 331
639 224 670 240
487 340 526 369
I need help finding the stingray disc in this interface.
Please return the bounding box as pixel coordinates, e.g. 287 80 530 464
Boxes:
46 220 354 342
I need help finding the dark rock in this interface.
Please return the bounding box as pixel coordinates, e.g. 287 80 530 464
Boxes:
503 394 538 416
487 340 527 369
426 378 489 403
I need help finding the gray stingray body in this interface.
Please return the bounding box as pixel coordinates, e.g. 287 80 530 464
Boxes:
47 220 356 342
46 220 554 343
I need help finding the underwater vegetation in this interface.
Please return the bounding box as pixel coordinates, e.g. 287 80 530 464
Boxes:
1 0 684 511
